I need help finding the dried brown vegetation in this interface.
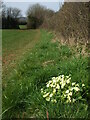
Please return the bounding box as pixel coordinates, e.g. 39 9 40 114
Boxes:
42 2 89 45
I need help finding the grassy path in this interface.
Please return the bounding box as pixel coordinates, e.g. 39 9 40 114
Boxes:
2 29 40 79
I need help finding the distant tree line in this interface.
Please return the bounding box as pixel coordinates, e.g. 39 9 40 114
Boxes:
0 1 2 28
1 2 22 29
27 4 54 29
1 2 57 29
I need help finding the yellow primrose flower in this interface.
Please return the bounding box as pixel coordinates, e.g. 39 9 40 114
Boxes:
41 88 43 93
72 98 76 102
67 95 71 102
74 87 80 91
49 80 52 84
70 87 74 91
66 76 69 78
53 79 56 83
53 84 56 87
50 83 53 87
56 84 60 89
53 89 56 93
51 99 57 103
69 99 71 103
56 77 60 82
43 92 49 98
66 78 71 84
41 88 43 91
66 79 70 84
68 92 72 96
52 77 55 80
64 94 66 97
47 83 49 87
50 93 53 97
82 84 85 87
66 90 69 94
66 100 69 103
53 99 57 103
61 75 64 78
61 82 65 89
46 97 50 101
72 82 76 86
75 84 79 87
41 75 83 104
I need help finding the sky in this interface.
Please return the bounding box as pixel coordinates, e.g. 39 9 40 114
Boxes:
3 0 64 17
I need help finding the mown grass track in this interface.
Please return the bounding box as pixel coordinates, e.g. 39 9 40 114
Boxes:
2 29 40 80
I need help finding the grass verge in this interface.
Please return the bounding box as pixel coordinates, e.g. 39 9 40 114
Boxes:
2 29 89 118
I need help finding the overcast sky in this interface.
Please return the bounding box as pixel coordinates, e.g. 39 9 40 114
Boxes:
3 0 64 17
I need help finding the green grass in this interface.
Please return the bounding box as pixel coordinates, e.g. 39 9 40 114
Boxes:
2 29 89 119
3 29 37 54
2 29 40 79
19 25 27 29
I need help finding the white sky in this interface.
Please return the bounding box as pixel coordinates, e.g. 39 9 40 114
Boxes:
4 0 63 2
4 1 64 17
3 0 89 2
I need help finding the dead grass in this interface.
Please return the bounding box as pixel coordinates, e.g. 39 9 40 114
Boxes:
42 60 55 67
42 2 89 46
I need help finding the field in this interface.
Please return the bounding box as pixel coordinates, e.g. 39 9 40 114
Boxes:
2 29 40 79
19 25 27 30
2 29 89 118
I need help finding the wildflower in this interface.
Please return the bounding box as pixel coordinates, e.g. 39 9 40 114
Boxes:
74 87 80 91
53 79 56 83
41 74 84 104
50 93 53 97
75 84 79 87
66 76 69 79
41 88 43 91
53 84 56 87
47 83 49 87
61 83 65 89
68 92 72 96
67 95 71 102
72 82 76 86
53 99 57 103
49 80 52 84
52 77 55 80
41 88 43 93
44 91 46 94
82 84 85 87
70 87 74 91
53 89 56 93
43 93 49 98
51 99 57 103
66 79 70 84
64 94 66 97
56 76 60 82
72 98 76 103
66 90 69 94
61 75 64 78
46 97 50 101
56 84 60 89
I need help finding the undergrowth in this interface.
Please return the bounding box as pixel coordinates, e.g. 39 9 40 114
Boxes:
2 30 89 119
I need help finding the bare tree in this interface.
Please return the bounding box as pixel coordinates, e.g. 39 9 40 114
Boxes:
27 3 46 20
27 3 54 29
1 2 22 29
0 0 2 28
7 7 21 19
1 2 7 18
